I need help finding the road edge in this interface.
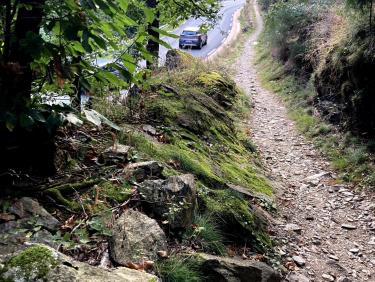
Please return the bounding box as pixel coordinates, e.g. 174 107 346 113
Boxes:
206 7 243 61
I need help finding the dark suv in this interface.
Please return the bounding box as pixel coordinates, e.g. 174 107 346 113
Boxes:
179 27 208 49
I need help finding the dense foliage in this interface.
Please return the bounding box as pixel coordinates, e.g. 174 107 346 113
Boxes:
0 0 219 118
0 0 220 173
261 0 375 136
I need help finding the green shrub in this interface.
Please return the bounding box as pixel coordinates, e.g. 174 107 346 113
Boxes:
264 0 329 77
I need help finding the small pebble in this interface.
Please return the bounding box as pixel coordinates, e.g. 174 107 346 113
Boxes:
292 255 306 267
322 273 335 281
328 254 339 261
341 224 357 230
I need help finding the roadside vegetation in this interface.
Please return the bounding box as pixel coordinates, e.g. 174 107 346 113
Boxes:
0 14 278 282
255 0 375 187
94 52 274 244
210 0 256 72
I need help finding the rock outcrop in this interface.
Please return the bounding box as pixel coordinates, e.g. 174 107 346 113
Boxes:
99 144 132 165
125 161 164 182
109 209 167 266
198 253 281 282
139 174 196 229
0 197 60 233
0 244 157 282
165 49 192 70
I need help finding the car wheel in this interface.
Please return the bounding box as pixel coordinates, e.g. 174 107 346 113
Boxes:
198 41 203 49
179 44 183 49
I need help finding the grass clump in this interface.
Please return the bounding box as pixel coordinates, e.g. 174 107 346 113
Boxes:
200 187 271 251
155 256 203 282
184 214 226 255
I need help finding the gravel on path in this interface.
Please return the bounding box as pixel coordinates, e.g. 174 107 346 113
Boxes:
233 1 375 281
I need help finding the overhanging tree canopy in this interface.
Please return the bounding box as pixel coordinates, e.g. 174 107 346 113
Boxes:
0 0 220 130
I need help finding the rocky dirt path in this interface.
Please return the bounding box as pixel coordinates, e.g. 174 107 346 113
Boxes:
233 2 375 282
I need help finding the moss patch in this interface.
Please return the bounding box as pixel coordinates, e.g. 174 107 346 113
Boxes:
5 245 57 281
113 55 274 248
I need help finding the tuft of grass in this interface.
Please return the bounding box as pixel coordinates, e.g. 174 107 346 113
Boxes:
200 187 272 251
155 256 203 282
347 147 368 166
93 98 129 123
184 214 226 256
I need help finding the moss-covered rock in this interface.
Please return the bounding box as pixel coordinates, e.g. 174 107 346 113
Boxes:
1 244 158 282
200 187 272 251
118 58 274 248
165 49 196 70
3 245 57 281
198 71 239 109
197 253 281 282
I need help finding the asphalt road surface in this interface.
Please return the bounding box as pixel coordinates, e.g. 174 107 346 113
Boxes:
160 0 246 61
96 0 245 67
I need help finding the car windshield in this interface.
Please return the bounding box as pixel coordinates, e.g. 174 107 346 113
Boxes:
181 30 198 36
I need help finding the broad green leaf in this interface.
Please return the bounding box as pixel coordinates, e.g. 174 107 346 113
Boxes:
69 41 86 53
151 27 179 38
149 35 172 49
144 7 155 23
118 0 129 11
19 114 35 129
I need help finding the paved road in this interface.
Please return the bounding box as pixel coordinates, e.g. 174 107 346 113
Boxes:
96 0 245 67
160 0 245 61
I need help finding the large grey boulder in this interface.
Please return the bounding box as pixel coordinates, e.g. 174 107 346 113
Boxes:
109 209 167 266
199 253 281 282
8 197 60 231
0 244 158 282
138 174 196 229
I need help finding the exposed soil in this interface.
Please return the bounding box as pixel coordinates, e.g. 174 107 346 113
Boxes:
233 2 375 281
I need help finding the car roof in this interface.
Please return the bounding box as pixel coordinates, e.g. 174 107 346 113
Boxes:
183 26 200 32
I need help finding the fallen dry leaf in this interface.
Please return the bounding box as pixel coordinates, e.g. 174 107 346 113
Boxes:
157 250 168 258
125 262 142 270
61 215 76 231
0 213 16 222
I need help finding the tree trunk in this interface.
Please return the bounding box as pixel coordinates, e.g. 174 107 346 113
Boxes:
72 57 82 111
0 0 46 112
146 0 160 69
3 0 12 61
370 0 373 34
